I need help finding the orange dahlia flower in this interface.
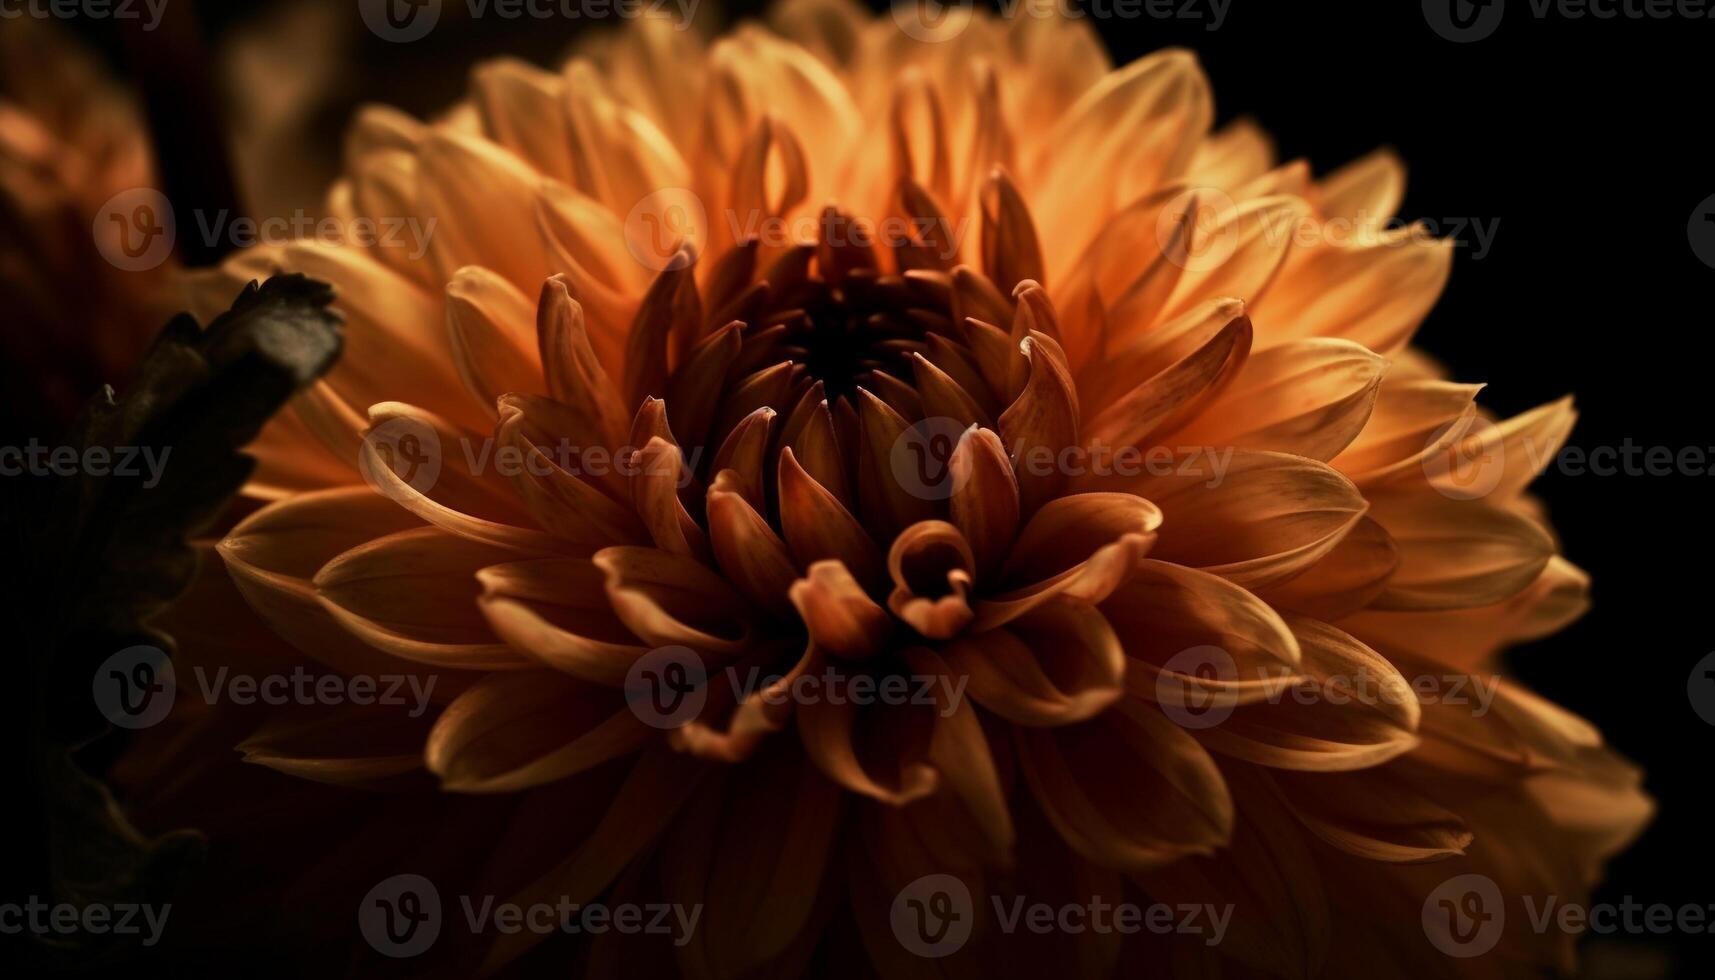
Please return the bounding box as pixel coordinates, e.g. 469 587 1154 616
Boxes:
180 2 1645 975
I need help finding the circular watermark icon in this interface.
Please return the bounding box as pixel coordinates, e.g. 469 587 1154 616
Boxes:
891 874 973 958
93 188 175 273
1688 194 1715 269
359 0 443 42
1686 652 1715 726
1421 414 1505 500
1154 645 1238 730
1422 0 1505 42
360 874 442 958
1422 873 1504 958
890 0 975 42
624 645 708 729
623 188 706 272
1155 187 1240 273
890 416 972 501
359 416 443 502
93 644 176 729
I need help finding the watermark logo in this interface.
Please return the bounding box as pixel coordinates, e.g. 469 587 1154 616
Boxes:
1687 651 1715 725
891 874 974 958
359 0 442 41
1154 645 1239 729
891 416 972 501
93 645 176 729
1423 873 1505 957
1423 0 1505 40
94 188 175 273
624 645 708 729
1422 414 1507 500
890 0 975 41
360 417 443 501
1689 194 1715 269
624 188 706 272
1156 187 1240 273
360 874 443 958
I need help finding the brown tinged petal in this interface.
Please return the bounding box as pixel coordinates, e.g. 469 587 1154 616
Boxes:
495 395 644 548
779 448 884 588
707 468 800 619
1167 337 1387 461
887 520 977 640
1190 617 1420 772
632 435 712 562
981 168 1045 295
1097 450 1369 592
1017 698 1233 870
789 561 893 660
798 679 939 806
948 425 1020 578
1256 515 1399 621
1269 768 1473 863
1103 559 1304 708
855 387 938 537
998 331 1079 515
537 274 632 450
1085 311 1252 450
593 546 754 654
313 526 533 670
445 265 542 416
1365 491 1555 611
477 558 650 686
943 601 1125 726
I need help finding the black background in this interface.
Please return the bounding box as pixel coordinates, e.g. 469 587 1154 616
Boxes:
25 0 1715 974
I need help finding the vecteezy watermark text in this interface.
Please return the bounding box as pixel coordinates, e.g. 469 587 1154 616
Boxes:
93 646 437 730
890 874 1232 958
0 898 171 947
1 441 170 488
359 0 699 43
0 0 167 30
359 874 700 958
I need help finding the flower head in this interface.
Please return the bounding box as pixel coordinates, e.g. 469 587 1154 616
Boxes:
196 2 1647 974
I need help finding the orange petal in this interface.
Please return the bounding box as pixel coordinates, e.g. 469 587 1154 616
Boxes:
426 670 650 792
314 527 531 670
477 558 648 685
1017 699 1232 870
